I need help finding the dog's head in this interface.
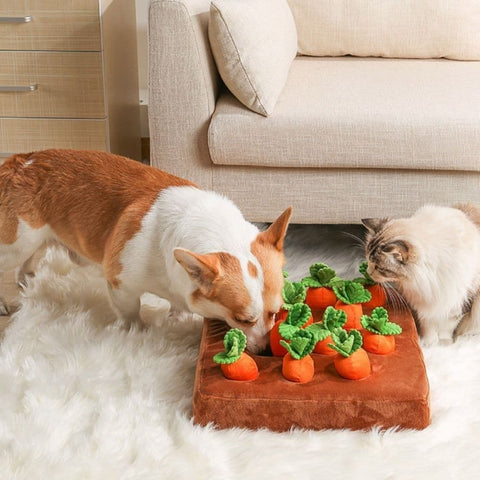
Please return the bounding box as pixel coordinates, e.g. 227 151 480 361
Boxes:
174 207 292 353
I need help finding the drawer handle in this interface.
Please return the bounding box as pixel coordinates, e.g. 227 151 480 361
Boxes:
0 84 38 92
0 16 33 23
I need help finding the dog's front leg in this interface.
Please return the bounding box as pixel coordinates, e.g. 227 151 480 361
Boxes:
107 283 142 329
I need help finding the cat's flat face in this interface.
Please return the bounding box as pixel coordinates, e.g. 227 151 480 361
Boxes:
363 218 415 283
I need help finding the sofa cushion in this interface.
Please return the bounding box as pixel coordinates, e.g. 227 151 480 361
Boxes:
208 0 297 117
208 57 480 171
287 0 480 60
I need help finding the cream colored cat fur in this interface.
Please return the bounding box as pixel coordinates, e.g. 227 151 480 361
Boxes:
364 204 480 345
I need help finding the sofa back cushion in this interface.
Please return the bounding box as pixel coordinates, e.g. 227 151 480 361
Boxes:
287 0 480 60
208 0 297 116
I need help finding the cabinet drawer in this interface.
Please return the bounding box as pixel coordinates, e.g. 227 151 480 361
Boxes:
0 118 108 156
0 0 100 51
0 51 105 118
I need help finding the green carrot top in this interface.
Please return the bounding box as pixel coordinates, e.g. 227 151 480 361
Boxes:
278 303 312 340
361 307 402 335
307 306 347 342
280 330 317 360
213 329 247 365
281 280 306 310
301 263 339 288
328 328 363 357
333 280 372 305
354 261 376 286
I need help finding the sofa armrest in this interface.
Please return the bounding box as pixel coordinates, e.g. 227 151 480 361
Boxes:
148 0 219 186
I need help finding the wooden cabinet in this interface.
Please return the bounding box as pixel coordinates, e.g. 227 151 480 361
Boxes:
0 0 141 161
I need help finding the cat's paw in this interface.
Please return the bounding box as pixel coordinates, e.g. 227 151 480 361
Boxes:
439 337 453 346
420 331 439 347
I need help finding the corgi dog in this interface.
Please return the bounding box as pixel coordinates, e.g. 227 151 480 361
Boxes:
0 149 292 352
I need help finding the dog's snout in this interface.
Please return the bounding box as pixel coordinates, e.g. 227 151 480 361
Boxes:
245 334 269 355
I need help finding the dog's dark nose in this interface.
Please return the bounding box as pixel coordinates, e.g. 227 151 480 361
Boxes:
256 345 272 357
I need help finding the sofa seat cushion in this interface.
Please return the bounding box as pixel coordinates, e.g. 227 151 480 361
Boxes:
208 57 480 171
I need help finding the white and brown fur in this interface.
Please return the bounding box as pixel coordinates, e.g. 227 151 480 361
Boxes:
0 149 292 353
363 204 480 345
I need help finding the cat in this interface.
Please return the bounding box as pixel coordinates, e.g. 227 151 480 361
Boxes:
0 149 292 353
363 204 480 345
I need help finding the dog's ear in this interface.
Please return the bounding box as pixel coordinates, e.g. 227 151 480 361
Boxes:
258 206 293 251
173 248 222 295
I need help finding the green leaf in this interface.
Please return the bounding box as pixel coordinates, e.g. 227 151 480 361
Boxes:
212 328 246 364
278 322 300 340
322 306 347 331
311 263 337 285
277 303 312 340
381 322 403 335
280 329 316 359
359 261 376 286
328 276 345 288
305 323 331 342
328 328 363 357
301 276 323 288
282 280 306 307
333 280 372 305
361 307 402 335
284 303 312 328
283 270 289 278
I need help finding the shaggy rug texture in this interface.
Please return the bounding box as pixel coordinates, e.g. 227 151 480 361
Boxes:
1 224 479 480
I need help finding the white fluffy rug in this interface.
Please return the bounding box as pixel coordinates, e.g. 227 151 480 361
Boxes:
1 225 480 480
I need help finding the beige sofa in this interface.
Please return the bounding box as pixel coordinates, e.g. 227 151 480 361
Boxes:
148 0 480 223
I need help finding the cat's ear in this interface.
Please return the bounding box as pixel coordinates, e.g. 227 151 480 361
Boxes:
362 218 389 234
385 240 411 264
173 248 222 295
258 206 292 251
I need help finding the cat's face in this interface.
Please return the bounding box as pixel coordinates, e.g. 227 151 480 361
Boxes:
362 218 416 284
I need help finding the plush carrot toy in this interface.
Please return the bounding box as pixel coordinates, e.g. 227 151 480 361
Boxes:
333 280 371 330
213 329 259 381
308 306 347 355
280 329 317 383
276 279 307 323
354 261 387 309
360 307 402 355
301 263 339 309
328 328 371 380
270 303 313 356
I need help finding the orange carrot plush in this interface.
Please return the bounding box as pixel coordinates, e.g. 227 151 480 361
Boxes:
213 329 258 381
280 329 317 383
360 307 402 355
270 303 313 357
354 261 387 309
333 280 371 330
308 306 347 355
329 328 371 380
301 263 339 309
